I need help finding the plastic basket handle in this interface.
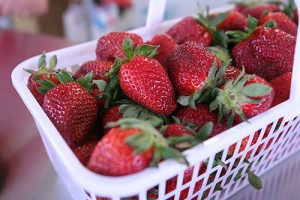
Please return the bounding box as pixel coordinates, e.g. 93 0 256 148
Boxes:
146 0 167 29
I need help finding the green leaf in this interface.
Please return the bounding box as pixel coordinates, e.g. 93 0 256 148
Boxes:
210 12 228 26
134 44 158 58
246 16 258 34
189 90 202 109
49 55 57 71
214 183 223 191
177 96 190 106
247 170 263 190
196 122 213 142
234 172 242 181
37 80 57 95
263 20 277 28
167 135 198 147
23 68 36 74
93 80 107 91
242 83 272 97
158 146 189 165
122 37 135 60
126 132 154 154
214 157 227 169
55 70 74 83
123 106 140 118
212 30 229 48
76 72 93 92
37 52 46 69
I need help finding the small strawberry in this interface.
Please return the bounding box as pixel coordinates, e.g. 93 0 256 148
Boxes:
25 52 60 106
215 10 248 31
269 72 292 107
95 32 143 62
73 60 113 80
258 12 297 36
87 118 188 176
145 33 178 68
240 3 281 19
166 16 212 47
71 137 99 166
210 68 274 124
42 70 98 145
101 105 123 132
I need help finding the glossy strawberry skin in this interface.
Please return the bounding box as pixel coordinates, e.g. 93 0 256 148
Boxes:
27 73 60 106
101 105 123 132
240 4 281 19
167 41 221 96
87 127 153 176
43 82 98 145
225 66 242 81
73 60 113 80
166 16 212 47
174 104 228 138
269 72 292 107
163 124 194 138
119 56 177 115
96 32 143 62
216 11 248 31
71 137 99 166
232 27 296 81
145 34 178 68
259 12 297 37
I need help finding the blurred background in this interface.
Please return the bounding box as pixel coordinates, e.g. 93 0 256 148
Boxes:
0 0 229 44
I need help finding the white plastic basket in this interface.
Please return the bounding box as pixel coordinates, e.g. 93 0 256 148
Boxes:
11 0 300 199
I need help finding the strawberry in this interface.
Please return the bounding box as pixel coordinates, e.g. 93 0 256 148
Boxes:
166 41 222 97
294 9 298 24
145 33 178 68
215 10 248 31
240 4 281 19
231 25 296 81
73 60 113 80
269 72 292 107
87 118 188 176
210 68 274 124
42 70 98 145
101 105 123 132
71 137 99 166
174 104 228 138
25 52 60 106
258 12 297 37
95 32 143 62
225 65 242 81
166 16 212 47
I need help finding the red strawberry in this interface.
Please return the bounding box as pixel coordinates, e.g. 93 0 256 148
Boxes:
269 72 292 107
25 53 60 106
71 137 99 166
73 60 113 80
232 26 296 81
88 127 153 176
119 55 177 115
215 10 248 31
259 12 297 37
166 41 222 97
88 118 188 176
145 34 178 68
95 32 143 62
240 4 281 19
166 16 212 47
294 9 298 24
163 123 194 138
174 104 228 138
225 66 242 81
43 78 98 145
101 105 123 132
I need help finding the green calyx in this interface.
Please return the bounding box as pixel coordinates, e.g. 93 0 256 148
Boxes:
98 37 159 108
226 16 276 44
106 118 189 167
177 59 230 109
37 69 93 95
209 68 272 127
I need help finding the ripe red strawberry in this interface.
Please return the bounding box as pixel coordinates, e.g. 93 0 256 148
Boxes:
71 137 99 166
210 69 274 123
174 104 228 138
215 10 248 31
258 12 297 36
88 118 188 176
145 33 178 68
232 26 296 81
240 4 281 19
225 66 242 81
294 9 298 24
73 60 113 80
101 105 123 132
25 53 60 106
269 72 292 107
166 16 212 47
119 55 177 115
163 123 194 138
43 74 98 145
95 32 143 62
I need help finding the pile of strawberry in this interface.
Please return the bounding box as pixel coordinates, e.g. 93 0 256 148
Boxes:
25 0 297 198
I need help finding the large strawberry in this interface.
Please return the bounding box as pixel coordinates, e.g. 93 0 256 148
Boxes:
41 70 98 145
95 32 143 62
87 118 188 176
25 52 60 106
269 72 292 107
258 12 297 37
145 33 178 68
230 17 296 81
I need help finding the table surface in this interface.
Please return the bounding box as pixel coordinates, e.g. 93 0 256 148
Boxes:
1 29 300 200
